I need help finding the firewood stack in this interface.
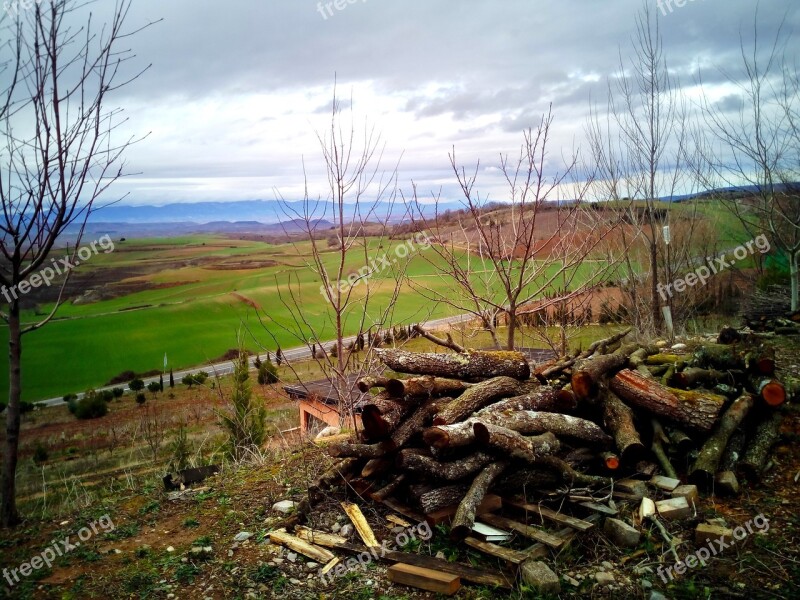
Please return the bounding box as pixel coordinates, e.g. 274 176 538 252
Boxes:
292 327 791 592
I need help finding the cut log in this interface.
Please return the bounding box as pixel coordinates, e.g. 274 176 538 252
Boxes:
423 420 479 449
361 394 416 439
747 376 786 407
483 410 613 447
370 474 407 503
571 353 630 399
720 428 747 471
361 458 392 478
386 376 472 399
433 376 524 425
419 485 469 514
651 419 678 480
396 450 495 481
493 468 560 494
610 369 726 432
472 423 560 462
327 440 393 459
294 526 349 548
666 427 694 453
744 347 776 375
690 393 755 489
390 399 445 450
670 367 733 389
737 412 783 482
375 348 531 380
450 461 509 540
601 451 621 470
645 353 682 365
601 388 645 462
477 386 577 415
387 563 461 595
356 376 391 393
426 495 502 526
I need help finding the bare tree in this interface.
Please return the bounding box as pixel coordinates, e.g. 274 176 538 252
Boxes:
586 4 698 334
267 90 410 430
0 1 151 527
698 16 800 310
408 108 615 352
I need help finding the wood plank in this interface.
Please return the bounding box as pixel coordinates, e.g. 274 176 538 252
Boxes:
650 475 681 491
480 514 564 549
388 563 461 595
268 529 335 563
294 526 349 548
425 494 502 526
571 498 618 516
464 537 528 565
319 540 514 588
321 557 340 575
341 501 380 548
522 514 601 560
503 498 595 532
381 497 426 523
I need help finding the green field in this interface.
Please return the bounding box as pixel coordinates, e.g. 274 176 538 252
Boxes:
1 233 598 401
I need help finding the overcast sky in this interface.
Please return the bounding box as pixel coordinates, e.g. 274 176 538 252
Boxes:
62 0 800 205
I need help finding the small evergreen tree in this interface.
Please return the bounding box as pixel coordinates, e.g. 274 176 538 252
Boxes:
147 381 161 398
169 368 175 388
129 378 145 393
159 373 164 392
257 358 278 385
218 348 267 461
275 347 283 366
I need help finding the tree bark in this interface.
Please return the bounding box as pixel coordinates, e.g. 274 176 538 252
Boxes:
494 468 559 494
477 386 576 415
370 474 407 503
601 388 646 462
690 393 755 489
670 367 734 389
385 376 472 399
356 376 391 393
737 412 783 482
375 348 530 380
610 369 726 432
1 303 21 527
396 449 496 481
450 461 509 540
472 423 560 462
433 377 523 425
360 393 416 439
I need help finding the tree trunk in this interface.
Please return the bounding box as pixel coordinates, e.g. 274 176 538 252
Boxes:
433 377 523 425
737 412 783 482
385 376 471 399
690 393 755 489
396 450 496 481
610 369 726 432
375 348 530 380
389 399 444 450
670 367 734 390
601 389 646 462
451 461 509 540
790 251 799 312
327 441 393 459
1 303 21 528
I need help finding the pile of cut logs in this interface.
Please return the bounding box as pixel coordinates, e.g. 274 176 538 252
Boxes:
742 285 800 333
281 327 792 593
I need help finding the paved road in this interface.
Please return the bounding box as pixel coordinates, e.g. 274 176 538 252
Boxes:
33 313 473 409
